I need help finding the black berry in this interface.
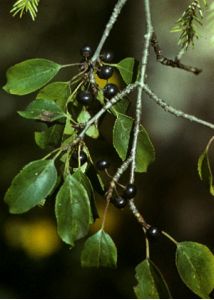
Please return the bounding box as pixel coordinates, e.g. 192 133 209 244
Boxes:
147 226 161 239
77 90 93 105
111 196 127 209
71 150 87 166
123 184 137 199
103 83 118 99
96 159 110 171
80 45 93 59
97 65 114 80
100 50 114 63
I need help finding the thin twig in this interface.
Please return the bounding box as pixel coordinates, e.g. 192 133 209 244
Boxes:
129 199 148 227
113 156 132 182
144 84 214 130
151 32 202 75
101 156 132 230
91 0 128 63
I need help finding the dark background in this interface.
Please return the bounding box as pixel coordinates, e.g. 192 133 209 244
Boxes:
0 0 214 298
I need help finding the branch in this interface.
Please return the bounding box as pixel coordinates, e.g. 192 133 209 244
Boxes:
102 156 132 230
129 0 153 183
105 155 148 228
129 199 148 227
78 82 138 139
143 84 214 130
75 0 213 233
151 32 202 75
124 0 153 230
91 0 128 63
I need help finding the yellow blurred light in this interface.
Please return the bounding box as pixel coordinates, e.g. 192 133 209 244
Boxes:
4 218 60 259
90 200 123 234
95 68 123 90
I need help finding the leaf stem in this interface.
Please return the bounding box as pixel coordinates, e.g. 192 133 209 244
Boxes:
41 147 61 160
61 63 82 68
162 231 178 245
145 235 150 259
206 135 214 151
67 80 84 103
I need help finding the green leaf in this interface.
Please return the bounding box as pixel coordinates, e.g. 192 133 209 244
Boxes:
77 109 99 139
115 57 135 85
134 259 171 299
111 97 129 116
36 81 70 111
35 124 63 149
72 169 98 221
18 99 66 122
63 117 75 135
4 159 57 213
113 113 133 161
55 174 92 246
113 113 155 172
77 109 90 123
86 165 105 196
136 125 155 172
81 229 117 268
96 89 105 105
86 125 99 139
198 137 214 196
176 241 214 298
3 59 61 95
72 169 92 193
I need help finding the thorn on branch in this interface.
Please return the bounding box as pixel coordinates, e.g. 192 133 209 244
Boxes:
151 32 202 75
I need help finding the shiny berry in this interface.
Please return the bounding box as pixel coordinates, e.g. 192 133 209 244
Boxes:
103 83 118 99
80 45 93 59
100 50 114 63
123 184 137 199
111 196 127 209
71 150 87 166
96 159 110 171
77 90 93 105
97 65 114 80
147 226 161 239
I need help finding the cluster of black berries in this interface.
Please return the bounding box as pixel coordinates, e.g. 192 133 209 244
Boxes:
96 159 161 239
76 46 94 106
70 46 120 168
96 159 137 209
76 45 119 107
75 47 162 240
